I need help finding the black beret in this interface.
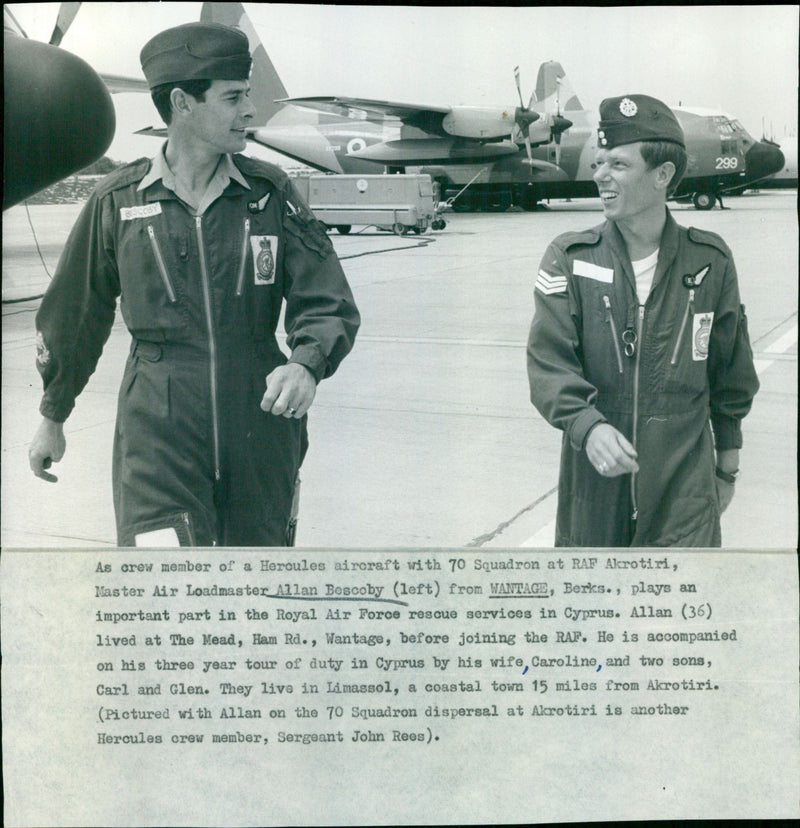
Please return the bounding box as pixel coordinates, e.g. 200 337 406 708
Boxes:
597 94 685 150
140 22 252 89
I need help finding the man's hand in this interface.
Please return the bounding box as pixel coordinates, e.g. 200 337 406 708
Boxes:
260 363 316 418
585 423 639 477
715 478 736 514
29 417 66 482
715 448 739 514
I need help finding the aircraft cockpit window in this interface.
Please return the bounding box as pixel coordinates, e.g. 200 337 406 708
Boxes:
715 118 734 136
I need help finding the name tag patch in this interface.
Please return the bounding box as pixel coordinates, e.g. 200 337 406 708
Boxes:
573 259 614 284
692 312 714 360
120 203 162 220
250 235 278 284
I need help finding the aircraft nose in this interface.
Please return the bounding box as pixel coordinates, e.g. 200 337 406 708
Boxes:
744 140 785 183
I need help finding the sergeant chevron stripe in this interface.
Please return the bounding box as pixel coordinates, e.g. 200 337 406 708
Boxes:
536 269 568 295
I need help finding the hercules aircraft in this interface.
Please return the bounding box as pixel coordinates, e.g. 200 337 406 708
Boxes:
191 3 783 212
26 2 781 214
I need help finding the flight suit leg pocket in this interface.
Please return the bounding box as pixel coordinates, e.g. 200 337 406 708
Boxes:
648 495 720 547
122 351 170 421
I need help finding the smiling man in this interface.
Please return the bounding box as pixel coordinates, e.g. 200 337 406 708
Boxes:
29 22 360 546
527 94 759 547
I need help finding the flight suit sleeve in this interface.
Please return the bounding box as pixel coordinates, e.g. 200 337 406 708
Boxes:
706 253 760 450
526 241 607 450
35 192 120 423
280 180 360 382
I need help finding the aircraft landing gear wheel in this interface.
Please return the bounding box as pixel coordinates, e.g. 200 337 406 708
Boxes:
486 193 512 212
336 225 351 234
521 195 540 211
693 191 716 210
432 219 446 230
392 222 407 235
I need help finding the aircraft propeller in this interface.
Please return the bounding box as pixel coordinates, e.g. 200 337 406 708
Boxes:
512 67 572 168
549 77 573 167
513 66 539 167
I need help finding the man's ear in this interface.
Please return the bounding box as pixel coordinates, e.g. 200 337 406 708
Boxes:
169 87 193 118
656 161 676 191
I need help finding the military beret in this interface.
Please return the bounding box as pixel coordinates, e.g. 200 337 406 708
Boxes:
140 22 252 89
597 94 685 150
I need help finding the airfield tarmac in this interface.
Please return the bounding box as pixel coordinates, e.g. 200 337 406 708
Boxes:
2 190 797 549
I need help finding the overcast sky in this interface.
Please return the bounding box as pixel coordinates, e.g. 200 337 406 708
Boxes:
8 3 799 164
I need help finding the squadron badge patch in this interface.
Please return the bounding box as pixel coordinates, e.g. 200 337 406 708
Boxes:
249 235 278 284
692 312 714 361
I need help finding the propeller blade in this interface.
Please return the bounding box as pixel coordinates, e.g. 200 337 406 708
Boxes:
524 134 533 167
514 66 525 110
4 6 29 38
49 2 81 46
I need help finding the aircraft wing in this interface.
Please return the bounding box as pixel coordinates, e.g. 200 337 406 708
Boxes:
278 96 451 122
100 73 149 94
134 126 168 138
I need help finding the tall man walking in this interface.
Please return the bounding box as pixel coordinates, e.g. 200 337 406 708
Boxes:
527 94 758 546
29 22 360 546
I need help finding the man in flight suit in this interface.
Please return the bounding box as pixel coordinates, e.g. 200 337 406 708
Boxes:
527 94 759 547
29 22 360 546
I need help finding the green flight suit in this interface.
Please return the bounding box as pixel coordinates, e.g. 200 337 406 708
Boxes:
36 155 360 546
527 210 758 547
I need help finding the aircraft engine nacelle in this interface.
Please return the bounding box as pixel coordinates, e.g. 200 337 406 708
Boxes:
3 32 116 210
441 107 515 140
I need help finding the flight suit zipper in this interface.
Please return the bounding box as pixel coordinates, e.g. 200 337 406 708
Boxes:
630 305 645 522
147 225 177 303
235 217 250 297
195 216 222 482
602 295 624 374
670 289 695 365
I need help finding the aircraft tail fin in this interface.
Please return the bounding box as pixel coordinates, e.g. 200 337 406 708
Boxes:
534 61 582 112
201 3 287 126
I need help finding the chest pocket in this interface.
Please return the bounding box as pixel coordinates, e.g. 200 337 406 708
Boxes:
232 212 285 341
117 220 190 337
572 259 630 390
663 291 714 395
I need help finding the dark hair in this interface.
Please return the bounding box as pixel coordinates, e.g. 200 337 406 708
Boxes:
150 79 213 125
639 141 688 195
